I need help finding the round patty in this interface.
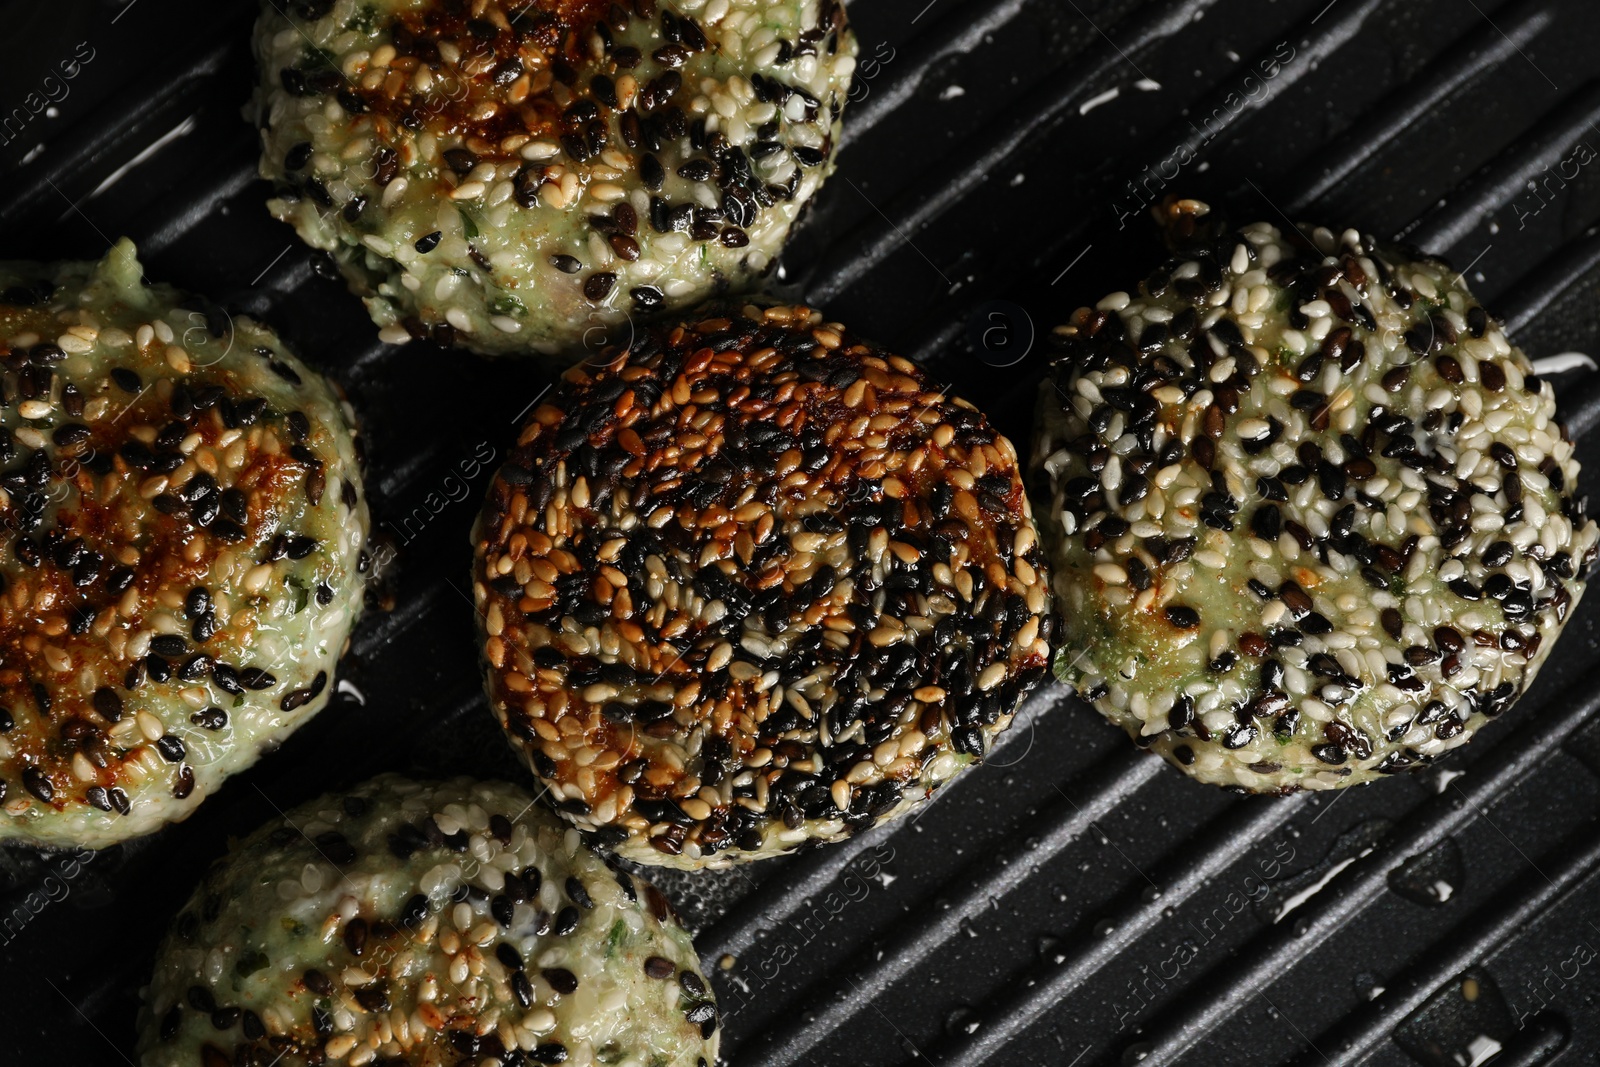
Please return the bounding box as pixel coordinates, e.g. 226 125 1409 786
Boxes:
253 0 857 357
473 302 1053 868
1031 203 1597 792
0 240 368 848
137 775 718 1067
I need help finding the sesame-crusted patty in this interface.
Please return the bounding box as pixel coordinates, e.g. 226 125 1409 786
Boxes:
0 241 368 848
137 775 718 1067
1032 204 1597 792
253 0 856 357
473 303 1054 868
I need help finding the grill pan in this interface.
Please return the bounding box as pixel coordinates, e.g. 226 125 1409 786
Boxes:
4 0 1600 1064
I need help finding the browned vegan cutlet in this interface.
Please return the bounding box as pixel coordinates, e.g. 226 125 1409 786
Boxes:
0 241 369 848
255 0 857 355
473 302 1053 868
138 776 718 1067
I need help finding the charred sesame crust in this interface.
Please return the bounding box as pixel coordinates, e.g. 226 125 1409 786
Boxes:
0 241 368 848
1031 207 1597 793
137 775 717 1067
253 0 857 357
473 303 1053 868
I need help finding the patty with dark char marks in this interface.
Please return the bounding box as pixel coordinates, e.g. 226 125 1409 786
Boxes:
474 302 1053 867
0 240 368 848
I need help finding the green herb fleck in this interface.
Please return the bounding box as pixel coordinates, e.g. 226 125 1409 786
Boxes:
287 576 311 614
1051 645 1084 685
489 294 527 318
234 949 270 978
344 4 377 32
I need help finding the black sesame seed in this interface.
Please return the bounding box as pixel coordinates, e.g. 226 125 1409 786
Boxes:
1381 608 1404 640
12 766 54 807
1164 695 1195 732
344 917 368 956
496 942 524 972
1467 305 1489 337
1317 460 1346 501
1481 541 1514 568
565 876 594 908
1164 605 1200 629
390 894 428 931
180 657 217 694
1311 743 1347 765
1222 722 1257 749
1261 660 1285 690
543 967 579 995
150 634 187 658
1250 505 1281 542
640 153 665 191
507 968 533 1009
184 587 212 619
1300 612 1333 635
239 668 277 690
1279 582 1313 617
191 707 228 731
676 158 713 182
92 686 124 723
354 984 391 1013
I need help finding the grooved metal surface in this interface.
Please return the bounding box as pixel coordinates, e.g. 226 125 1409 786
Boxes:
4 1 1600 1065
